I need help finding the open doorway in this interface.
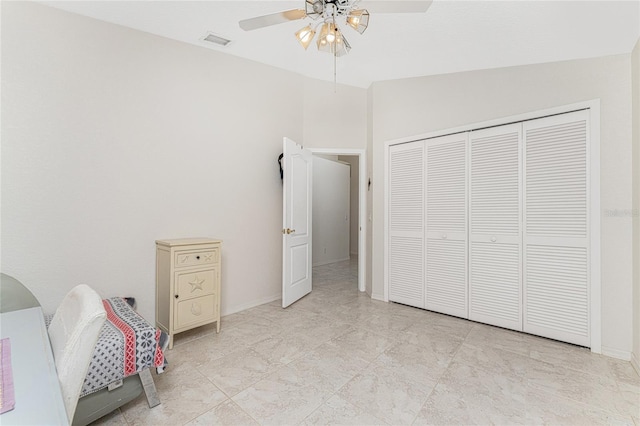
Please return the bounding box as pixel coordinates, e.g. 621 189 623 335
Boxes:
309 148 366 292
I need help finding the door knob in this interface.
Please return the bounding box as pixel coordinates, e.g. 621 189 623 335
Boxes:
282 228 296 234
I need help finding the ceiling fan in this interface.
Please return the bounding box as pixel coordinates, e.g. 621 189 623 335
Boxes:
239 0 432 57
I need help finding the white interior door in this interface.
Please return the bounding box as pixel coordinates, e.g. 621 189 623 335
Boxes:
523 110 590 346
282 137 313 308
425 133 468 318
468 123 523 331
388 141 425 308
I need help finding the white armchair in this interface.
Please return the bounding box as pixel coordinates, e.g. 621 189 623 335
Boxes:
47 284 107 422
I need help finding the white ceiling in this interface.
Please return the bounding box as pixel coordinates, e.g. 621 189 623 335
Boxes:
42 0 640 88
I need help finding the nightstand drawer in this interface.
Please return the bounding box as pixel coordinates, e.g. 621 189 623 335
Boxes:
174 248 218 268
175 295 216 330
174 249 218 268
175 270 216 300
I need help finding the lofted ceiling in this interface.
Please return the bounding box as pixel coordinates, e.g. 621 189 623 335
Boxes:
41 0 640 88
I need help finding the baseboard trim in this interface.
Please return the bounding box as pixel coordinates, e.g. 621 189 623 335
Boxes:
600 346 631 361
221 293 281 317
312 257 351 267
631 351 640 376
371 292 386 302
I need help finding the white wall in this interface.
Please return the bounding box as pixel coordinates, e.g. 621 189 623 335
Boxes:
1 1 301 322
371 55 635 357
312 157 350 266
0 2 367 323
338 155 359 255
302 78 368 150
632 38 640 372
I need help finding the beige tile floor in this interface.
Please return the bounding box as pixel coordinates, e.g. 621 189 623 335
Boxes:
96 258 640 425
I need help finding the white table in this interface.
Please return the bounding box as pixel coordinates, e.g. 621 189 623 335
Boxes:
0 307 68 425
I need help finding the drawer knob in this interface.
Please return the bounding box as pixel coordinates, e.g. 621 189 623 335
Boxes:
196 255 200 260
175 294 179 299
491 236 497 242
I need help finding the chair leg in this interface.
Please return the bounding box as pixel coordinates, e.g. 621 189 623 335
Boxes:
139 368 161 408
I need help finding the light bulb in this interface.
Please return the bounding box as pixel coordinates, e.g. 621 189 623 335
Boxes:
326 32 335 43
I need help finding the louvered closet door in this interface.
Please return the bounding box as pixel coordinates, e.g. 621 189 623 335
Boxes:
469 123 523 331
424 133 468 318
523 110 590 347
388 142 425 308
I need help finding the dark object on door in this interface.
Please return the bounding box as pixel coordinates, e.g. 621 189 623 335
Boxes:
278 153 284 180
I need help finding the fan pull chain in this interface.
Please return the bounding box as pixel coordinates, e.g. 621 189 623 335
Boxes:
334 50 337 92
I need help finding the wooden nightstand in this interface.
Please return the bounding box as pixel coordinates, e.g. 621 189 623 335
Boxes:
155 238 222 349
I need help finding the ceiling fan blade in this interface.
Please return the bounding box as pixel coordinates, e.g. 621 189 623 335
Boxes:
239 9 307 31
358 0 432 13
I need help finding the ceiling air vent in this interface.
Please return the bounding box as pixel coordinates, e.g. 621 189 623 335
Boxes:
202 32 232 47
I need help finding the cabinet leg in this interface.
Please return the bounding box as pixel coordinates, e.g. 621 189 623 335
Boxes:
168 334 174 350
216 321 220 333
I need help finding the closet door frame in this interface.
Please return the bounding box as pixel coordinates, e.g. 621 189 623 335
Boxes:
383 100 601 354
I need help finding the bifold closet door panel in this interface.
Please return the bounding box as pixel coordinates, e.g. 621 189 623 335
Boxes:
469 123 522 331
388 142 425 308
523 110 590 347
425 133 468 318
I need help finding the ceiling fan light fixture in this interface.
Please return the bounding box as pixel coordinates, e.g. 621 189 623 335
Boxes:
317 23 350 56
316 22 334 50
335 33 351 57
305 0 323 19
295 25 316 49
346 9 369 34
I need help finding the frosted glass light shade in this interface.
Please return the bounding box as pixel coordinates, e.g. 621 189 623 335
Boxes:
316 22 335 52
334 31 351 57
295 25 316 49
347 9 370 34
317 23 350 56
